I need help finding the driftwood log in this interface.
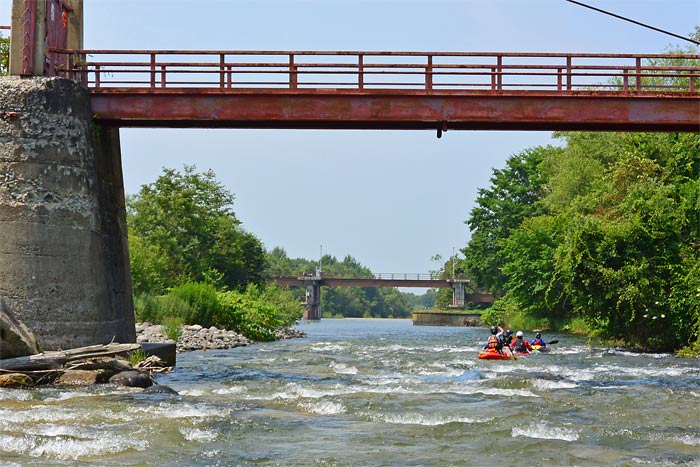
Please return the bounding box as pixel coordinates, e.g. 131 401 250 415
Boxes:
0 343 140 371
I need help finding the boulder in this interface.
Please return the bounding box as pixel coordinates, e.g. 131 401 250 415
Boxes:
109 370 154 388
0 373 34 387
55 369 107 385
0 298 40 359
143 384 179 395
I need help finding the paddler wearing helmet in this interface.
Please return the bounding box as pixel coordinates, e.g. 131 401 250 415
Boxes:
509 331 533 353
531 332 546 349
484 325 503 353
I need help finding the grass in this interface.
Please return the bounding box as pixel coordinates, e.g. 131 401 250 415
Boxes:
128 348 148 366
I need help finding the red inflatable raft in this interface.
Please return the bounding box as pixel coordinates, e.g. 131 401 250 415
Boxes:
478 349 512 360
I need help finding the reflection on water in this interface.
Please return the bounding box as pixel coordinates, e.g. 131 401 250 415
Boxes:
1 318 699 466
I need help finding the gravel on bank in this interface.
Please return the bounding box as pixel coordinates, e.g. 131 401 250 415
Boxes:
135 322 306 352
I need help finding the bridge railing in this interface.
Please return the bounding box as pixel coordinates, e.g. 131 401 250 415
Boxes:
372 273 445 281
291 272 466 281
48 50 700 94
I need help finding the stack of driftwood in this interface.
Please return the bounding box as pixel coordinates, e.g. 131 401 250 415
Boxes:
0 299 172 389
0 343 172 388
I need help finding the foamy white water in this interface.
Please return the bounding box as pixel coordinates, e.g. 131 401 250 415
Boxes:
1 319 698 466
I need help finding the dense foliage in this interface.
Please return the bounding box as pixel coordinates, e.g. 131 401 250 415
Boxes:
133 282 301 341
462 42 700 352
463 133 700 352
0 34 8 75
128 165 265 295
128 166 302 340
266 248 429 318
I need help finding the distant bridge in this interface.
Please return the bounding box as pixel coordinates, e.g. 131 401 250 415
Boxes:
271 273 493 320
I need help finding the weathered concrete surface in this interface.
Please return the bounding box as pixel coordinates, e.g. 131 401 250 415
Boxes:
0 76 135 350
412 311 482 327
0 297 40 358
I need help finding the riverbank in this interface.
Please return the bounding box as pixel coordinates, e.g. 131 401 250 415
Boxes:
412 310 482 327
135 322 307 352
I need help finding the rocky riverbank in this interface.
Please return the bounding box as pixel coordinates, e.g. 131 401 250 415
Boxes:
136 322 307 352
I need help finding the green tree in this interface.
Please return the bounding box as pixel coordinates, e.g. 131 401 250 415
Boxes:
0 34 9 75
553 133 699 350
463 146 558 293
127 165 266 294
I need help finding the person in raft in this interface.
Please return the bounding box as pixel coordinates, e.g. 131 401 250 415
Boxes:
499 329 513 348
484 325 503 353
510 331 533 353
531 332 546 348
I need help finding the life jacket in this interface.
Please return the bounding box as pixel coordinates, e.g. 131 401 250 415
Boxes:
532 338 545 347
487 335 499 350
512 339 528 352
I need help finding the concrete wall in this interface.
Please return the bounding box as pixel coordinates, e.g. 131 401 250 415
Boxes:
0 76 135 350
412 311 481 327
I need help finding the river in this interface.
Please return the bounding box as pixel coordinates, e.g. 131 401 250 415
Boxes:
1 319 699 466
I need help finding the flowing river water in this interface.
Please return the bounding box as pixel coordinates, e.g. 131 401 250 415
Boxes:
1 319 699 466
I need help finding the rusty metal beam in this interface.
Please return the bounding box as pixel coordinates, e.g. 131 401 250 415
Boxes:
89 89 700 132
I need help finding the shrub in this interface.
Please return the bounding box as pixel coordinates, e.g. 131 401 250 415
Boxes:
216 290 282 341
162 316 184 341
134 293 159 323
245 284 303 327
154 294 195 324
169 282 222 327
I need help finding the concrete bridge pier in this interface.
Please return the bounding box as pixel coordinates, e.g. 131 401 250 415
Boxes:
449 280 469 309
301 276 322 320
0 76 136 350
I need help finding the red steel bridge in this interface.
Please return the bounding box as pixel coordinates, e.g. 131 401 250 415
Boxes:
271 272 491 320
46 49 700 133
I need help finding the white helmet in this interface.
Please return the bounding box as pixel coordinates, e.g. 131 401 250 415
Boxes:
516 331 524 337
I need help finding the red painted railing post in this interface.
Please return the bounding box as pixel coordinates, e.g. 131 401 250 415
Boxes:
80 52 87 87
227 65 232 88
358 54 364 89
426 55 433 90
566 56 572 91
635 57 641 93
623 69 629 91
94 64 100 88
219 53 225 89
491 67 496 90
690 71 696 92
496 55 503 90
150 53 156 89
160 65 166 88
289 54 297 89
67 52 74 80
557 68 562 91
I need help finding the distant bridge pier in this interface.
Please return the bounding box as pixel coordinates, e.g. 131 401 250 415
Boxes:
449 279 469 309
301 274 322 320
271 274 494 318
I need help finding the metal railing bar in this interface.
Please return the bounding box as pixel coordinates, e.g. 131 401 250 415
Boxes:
51 48 700 59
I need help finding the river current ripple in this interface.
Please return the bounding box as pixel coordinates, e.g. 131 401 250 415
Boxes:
1 319 699 466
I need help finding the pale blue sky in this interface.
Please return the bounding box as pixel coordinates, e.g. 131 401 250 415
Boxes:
1 1 698 275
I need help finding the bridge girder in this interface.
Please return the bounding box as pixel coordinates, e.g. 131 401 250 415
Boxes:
89 90 700 132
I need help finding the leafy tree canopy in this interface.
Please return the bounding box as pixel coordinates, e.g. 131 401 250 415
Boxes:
128 165 266 294
1 34 9 75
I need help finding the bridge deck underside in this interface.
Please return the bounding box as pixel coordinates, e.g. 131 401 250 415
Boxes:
90 90 700 132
